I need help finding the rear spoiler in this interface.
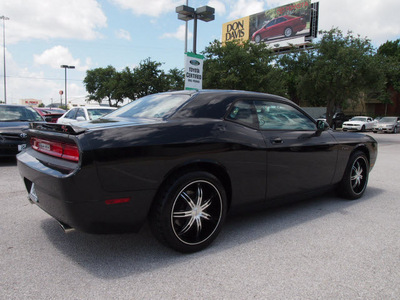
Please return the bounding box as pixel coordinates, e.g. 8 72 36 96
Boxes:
30 122 86 135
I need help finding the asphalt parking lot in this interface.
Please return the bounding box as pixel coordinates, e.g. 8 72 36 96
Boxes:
1 132 399 299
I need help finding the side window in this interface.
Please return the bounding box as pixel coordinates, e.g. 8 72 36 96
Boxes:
76 109 86 120
226 100 258 128
64 108 77 119
255 101 316 131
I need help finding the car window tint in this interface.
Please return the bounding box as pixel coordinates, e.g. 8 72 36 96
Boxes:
255 101 316 131
226 100 258 128
76 109 86 120
65 108 78 119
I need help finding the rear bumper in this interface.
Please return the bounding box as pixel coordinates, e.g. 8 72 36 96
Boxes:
17 148 156 233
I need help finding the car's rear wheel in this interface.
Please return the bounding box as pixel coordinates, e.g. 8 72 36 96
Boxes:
150 171 227 253
338 151 369 200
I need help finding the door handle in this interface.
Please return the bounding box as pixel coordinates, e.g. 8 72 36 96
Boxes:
270 137 283 144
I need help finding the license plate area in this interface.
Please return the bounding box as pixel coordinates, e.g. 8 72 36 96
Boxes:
29 183 39 203
18 144 27 152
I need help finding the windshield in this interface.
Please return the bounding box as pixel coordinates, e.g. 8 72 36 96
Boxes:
105 93 191 120
351 117 367 121
379 117 397 123
0 106 43 122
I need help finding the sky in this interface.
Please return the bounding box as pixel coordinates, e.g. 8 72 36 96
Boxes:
1 0 400 106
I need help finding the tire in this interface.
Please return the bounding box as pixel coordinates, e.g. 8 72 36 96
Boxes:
361 125 366 132
394 127 398 134
284 27 293 37
150 171 227 253
254 34 261 43
332 123 336 130
338 151 369 200
373 131 377 133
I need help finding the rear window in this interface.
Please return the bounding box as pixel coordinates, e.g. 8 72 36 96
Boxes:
105 93 191 119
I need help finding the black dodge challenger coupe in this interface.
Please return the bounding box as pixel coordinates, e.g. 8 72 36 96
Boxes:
17 90 378 253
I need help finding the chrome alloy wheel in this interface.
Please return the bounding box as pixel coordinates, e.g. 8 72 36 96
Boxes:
171 180 223 245
350 156 368 195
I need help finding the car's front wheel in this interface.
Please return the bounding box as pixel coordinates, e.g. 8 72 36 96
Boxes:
338 151 369 200
150 171 227 253
254 34 262 43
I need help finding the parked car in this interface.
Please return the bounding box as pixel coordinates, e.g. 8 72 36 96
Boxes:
0 105 43 157
33 107 65 123
372 116 400 133
342 116 376 132
57 106 116 124
17 90 377 253
317 112 350 130
252 15 306 43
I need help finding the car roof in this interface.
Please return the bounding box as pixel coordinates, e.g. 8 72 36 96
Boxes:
171 89 294 120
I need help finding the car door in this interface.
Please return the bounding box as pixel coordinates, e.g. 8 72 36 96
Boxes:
254 100 339 200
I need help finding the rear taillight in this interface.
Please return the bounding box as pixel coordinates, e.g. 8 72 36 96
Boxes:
31 137 80 162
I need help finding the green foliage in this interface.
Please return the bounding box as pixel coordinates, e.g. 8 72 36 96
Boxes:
278 28 383 125
83 65 123 107
84 59 184 104
38 103 45 107
130 58 169 98
202 40 287 96
377 39 400 96
167 68 185 91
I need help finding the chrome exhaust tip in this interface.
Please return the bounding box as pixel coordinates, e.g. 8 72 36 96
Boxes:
58 221 74 233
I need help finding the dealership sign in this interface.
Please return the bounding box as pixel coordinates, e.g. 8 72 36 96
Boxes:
222 0 318 48
185 52 204 90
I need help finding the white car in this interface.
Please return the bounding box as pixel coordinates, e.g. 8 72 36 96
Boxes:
57 106 116 125
342 116 376 132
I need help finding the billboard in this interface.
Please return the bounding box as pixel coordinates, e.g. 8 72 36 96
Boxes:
222 0 316 48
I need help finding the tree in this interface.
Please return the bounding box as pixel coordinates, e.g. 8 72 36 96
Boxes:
83 66 124 106
131 58 169 98
202 40 287 96
291 29 381 125
377 39 400 100
167 68 184 91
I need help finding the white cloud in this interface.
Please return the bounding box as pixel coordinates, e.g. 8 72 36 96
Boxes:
116 29 132 41
227 0 265 19
110 0 182 17
161 24 193 41
318 0 400 45
208 0 226 15
4 50 86 104
34 46 90 72
3 0 107 44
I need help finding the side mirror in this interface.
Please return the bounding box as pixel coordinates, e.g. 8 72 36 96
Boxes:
316 120 329 132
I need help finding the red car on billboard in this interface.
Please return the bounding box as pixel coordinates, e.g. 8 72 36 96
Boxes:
252 15 306 43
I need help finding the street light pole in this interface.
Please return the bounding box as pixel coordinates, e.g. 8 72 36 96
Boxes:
185 0 188 53
60 65 75 108
1 16 9 104
176 5 215 54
